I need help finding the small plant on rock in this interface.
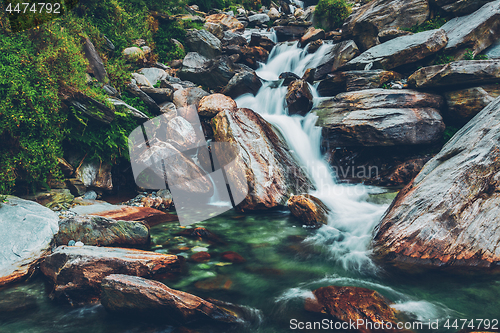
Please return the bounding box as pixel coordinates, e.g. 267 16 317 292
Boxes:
315 0 352 31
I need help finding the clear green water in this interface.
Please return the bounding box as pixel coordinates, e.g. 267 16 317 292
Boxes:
1 208 499 333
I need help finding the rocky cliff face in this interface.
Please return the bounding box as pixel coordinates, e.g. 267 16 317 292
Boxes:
373 97 500 273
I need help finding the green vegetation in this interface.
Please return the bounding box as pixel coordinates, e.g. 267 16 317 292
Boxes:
464 49 489 60
315 0 352 31
403 15 448 33
443 125 460 143
434 51 455 65
193 0 270 12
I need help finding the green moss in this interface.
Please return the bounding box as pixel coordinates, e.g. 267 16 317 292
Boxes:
403 15 448 33
434 52 454 65
315 0 352 31
443 125 460 143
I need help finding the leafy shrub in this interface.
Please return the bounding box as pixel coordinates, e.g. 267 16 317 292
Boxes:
315 0 352 31
434 52 454 65
464 48 489 60
404 15 448 33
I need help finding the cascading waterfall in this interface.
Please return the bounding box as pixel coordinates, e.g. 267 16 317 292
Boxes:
235 33 450 321
236 38 387 272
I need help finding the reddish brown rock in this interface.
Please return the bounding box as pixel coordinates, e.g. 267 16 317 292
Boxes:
176 227 225 244
249 33 276 52
198 93 237 118
190 251 211 262
444 85 500 123
101 274 239 323
194 275 233 290
240 46 269 69
373 97 500 273
173 87 210 123
287 194 330 227
90 206 176 226
299 27 325 47
211 108 313 210
40 246 180 303
220 251 246 264
285 79 313 116
305 286 400 333
206 13 244 31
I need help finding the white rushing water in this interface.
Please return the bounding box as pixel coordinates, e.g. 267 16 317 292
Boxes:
236 40 387 272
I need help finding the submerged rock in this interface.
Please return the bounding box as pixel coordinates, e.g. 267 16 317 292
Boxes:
313 89 445 146
40 246 180 302
342 29 448 71
220 251 246 263
101 274 239 323
305 286 400 333
0 291 38 318
342 0 429 51
55 215 150 247
212 108 313 210
0 197 59 287
287 194 329 227
372 96 500 273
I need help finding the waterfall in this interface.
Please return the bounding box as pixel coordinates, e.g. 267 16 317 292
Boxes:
235 40 388 272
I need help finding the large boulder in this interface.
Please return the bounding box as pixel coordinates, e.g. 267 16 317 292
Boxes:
248 13 270 26
273 26 309 42
83 38 107 82
285 79 313 115
314 40 359 80
240 46 269 69
81 205 175 227
222 70 262 98
206 13 245 31
173 86 210 123
342 29 448 71
287 194 330 227
249 34 276 52
0 197 59 286
299 27 325 47
372 96 500 273
178 53 238 90
313 89 445 146
167 116 199 150
75 160 113 191
40 246 180 302
444 85 500 123
198 93 237 118
435 0 496 15
305 286 400 333
440 0 500 59
211 108 313 210
185 30 222 59
132 141 213 194
101 274 239 323
317 70 403 96
342 0 429 51
55 215 149 247
408 60 500 88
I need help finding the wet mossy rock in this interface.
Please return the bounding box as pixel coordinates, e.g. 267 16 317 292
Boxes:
55 215 150 247
287 194 330 226
373 96 500 273
305 286 401 333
